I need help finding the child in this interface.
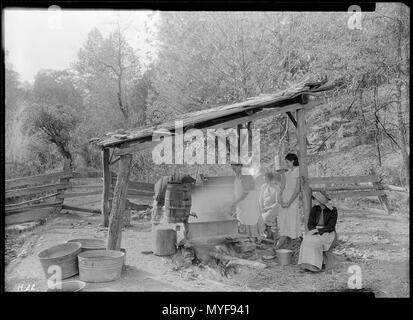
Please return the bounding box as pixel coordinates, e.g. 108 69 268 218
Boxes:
259 172 282 239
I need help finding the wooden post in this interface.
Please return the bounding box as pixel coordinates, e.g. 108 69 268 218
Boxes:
296 108 311 233
107 151 132 251
101 148 111 227
57 159 71 213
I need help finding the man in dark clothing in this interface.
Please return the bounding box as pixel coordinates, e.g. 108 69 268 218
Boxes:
152 174 196 225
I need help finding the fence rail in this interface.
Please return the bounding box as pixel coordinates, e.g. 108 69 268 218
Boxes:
5 169 154 221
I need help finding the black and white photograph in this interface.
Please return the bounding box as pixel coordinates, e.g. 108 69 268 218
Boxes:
3 2 410 299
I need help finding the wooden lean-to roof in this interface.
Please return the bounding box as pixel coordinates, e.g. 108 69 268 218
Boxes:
91 79 334 150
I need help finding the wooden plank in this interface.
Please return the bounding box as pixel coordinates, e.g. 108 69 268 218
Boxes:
6 201 62 214
6 183 70 199
311 185 377 192
128 181 154 191
5 192 60 208
382 184 408 193
70 184 104 189
6 171 73 190
114 140 160 156
127 191 154 197
98 97 323 148
64 190 110 198
297 108 311 233
308 175 379 185
126 200 150 211
71 170 117 179
327 190 385 199
6 208 55 225
62 205 100 214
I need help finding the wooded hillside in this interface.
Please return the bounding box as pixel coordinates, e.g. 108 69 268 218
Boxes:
5 5 409 206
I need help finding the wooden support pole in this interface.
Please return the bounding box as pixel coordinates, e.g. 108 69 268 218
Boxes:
101 148 111 227
373 181 392 214
106 151 132 251
297 108 311 233
56 159 71 212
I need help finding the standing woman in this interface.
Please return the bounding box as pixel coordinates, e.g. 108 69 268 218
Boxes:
275 153 302 251
259 172 282 239
230 163 265 243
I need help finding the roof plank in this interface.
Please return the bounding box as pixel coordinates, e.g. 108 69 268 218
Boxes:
91 80 331 148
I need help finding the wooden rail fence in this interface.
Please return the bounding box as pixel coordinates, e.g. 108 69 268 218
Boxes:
5 170 407 224
5 169 154 221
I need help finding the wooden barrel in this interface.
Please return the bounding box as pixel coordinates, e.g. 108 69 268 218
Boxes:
164 182 191 223
152 228 177 256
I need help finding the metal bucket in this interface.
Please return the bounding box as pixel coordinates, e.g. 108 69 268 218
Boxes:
38 242 82 279
47 280 86 292
67 238 105 252
164 182 191 223
274 154 288 172
276 249 292 266
78 250 124 283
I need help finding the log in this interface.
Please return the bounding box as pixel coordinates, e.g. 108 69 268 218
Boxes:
61 205 100 214
6 171 73 190
106 152 132 251
6 201 62 214
6 182 70 199
209 252 267 269
5 192 60 208
102 148 111 227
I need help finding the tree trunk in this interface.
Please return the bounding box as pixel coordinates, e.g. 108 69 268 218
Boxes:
395 4 409 190
373 86 382 166
106 152 132 251
297 108 311 233
101 148 111 227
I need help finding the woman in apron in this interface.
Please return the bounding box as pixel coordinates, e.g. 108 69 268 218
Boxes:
275 153 302 251
230 163 265 243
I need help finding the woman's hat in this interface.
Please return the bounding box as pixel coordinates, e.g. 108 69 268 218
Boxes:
312 192 333 210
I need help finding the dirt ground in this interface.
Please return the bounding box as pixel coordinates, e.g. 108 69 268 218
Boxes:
5 195 409 296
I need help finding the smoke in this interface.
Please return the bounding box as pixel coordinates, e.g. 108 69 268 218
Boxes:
190 185 234 222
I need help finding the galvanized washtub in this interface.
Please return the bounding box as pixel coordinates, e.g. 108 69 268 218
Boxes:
67 238 106 252
47 280 86 292
38 242 82 279
78 250 124 283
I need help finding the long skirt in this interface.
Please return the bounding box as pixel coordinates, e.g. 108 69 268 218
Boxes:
278 199 301 239
298 231 336 269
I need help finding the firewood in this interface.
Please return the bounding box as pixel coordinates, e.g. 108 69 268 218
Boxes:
209 252 267 269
